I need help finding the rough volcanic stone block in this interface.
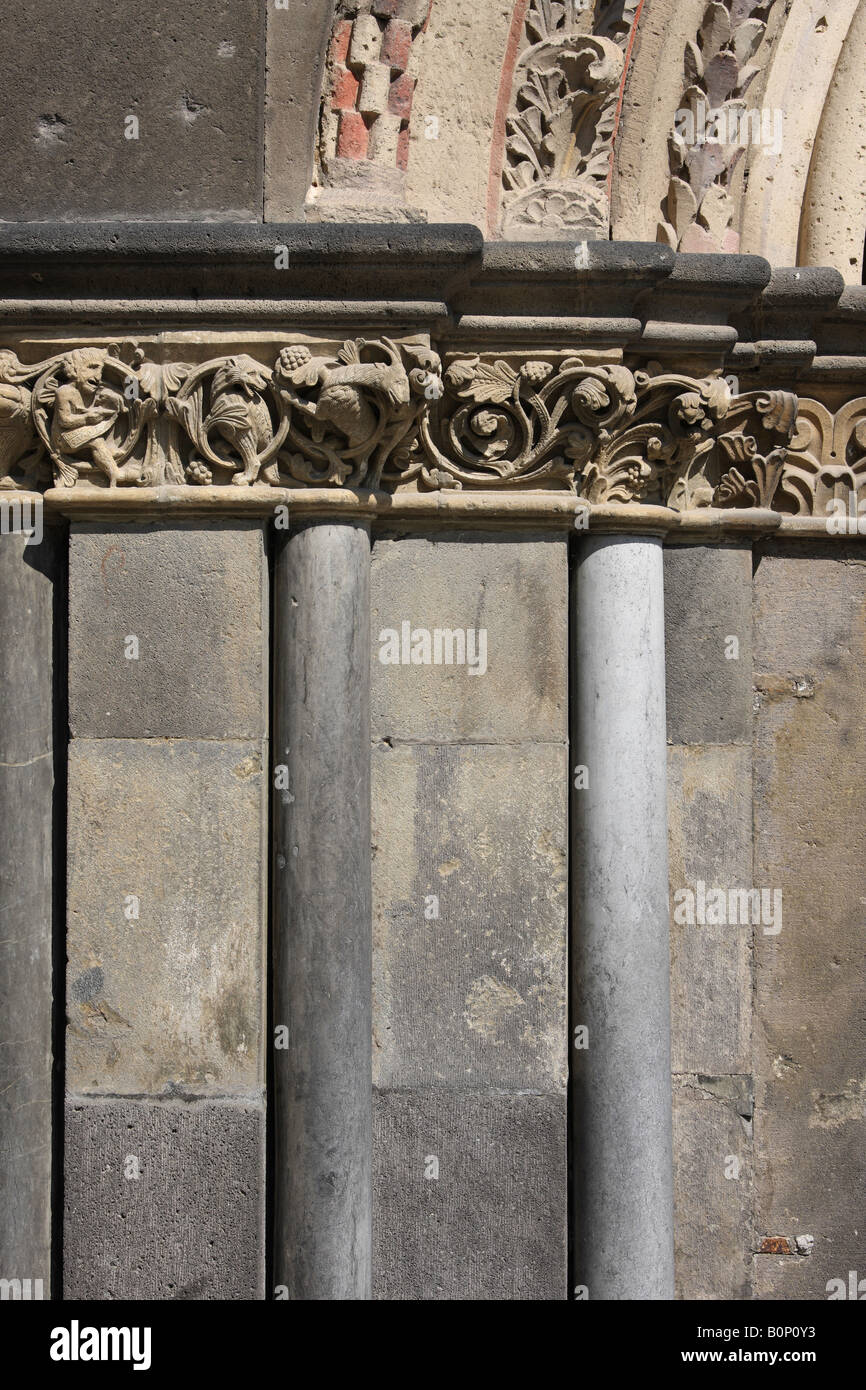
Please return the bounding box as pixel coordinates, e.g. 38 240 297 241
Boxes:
373 1088 567 1300
69 523 267 741
64 1098 265 1300
67 739 266 1096
371 533 567 742
752 543 866 1300
372 742 568 1091
0 1 263 220
0 758 54 1292
265 0 334 219
665 544 752 745
0 524 62 1294
673 1077 753 1301
668 744 752 1075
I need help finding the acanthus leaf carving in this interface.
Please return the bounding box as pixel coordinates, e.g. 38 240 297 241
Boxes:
711 390 799 510
499 0 638 239
416 355 750 505
661 0 774 252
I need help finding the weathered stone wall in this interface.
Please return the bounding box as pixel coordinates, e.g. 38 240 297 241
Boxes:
370 532 569 1298
665 538 866 1300
751 541 866 1300
63 522 268 1299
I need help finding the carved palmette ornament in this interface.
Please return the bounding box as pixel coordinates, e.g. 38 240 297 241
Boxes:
777 398 866 517
166 339 442 490
32 348 157 489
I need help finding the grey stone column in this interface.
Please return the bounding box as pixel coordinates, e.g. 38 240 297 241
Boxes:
273 520 372 1301
571 533 674 1301
0 513 62 1298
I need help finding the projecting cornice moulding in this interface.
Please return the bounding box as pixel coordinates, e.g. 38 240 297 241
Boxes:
0 226 864 536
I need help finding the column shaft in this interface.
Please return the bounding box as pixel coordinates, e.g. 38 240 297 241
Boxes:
273 520 372 1300
571 534 674 1300
0 517 61 1297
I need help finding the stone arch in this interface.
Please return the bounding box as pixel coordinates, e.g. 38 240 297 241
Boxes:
739 0 862 267
797 0 866 283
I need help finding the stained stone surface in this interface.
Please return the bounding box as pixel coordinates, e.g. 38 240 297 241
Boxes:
64 1098 265 1300
668 743 752 1076
372 741 568 1091
673 1077 753 1301
0 1 263 220
371 533 568 743
665 544 753 746
67 738 266 1096
752 543 866 1299
68 523 267 741
373 1088 566 1300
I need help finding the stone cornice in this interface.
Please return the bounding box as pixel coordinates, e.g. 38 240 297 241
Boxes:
0 227 863 536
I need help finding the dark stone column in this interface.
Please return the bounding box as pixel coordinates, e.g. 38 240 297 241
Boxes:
273 520 372 1300
0 511 62 1298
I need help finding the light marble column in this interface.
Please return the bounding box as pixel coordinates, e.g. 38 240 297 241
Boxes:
571 533 675 1301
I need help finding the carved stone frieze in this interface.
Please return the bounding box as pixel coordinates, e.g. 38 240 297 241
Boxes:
12 334 866 526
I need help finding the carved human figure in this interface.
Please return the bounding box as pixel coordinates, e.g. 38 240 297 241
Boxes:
50 349 140 488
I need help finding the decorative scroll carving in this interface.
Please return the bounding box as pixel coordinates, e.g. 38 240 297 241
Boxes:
660 1 773 253
166 339 441 491
499 0 640 239
416 354 798 508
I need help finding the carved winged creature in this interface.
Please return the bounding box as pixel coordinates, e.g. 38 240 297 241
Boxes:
277 339 440 488
205 357 275 486
280 339 410 445
0 381 36 487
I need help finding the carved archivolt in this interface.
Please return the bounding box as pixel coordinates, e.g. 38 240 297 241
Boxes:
659 0 774 253
0 338 837 518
